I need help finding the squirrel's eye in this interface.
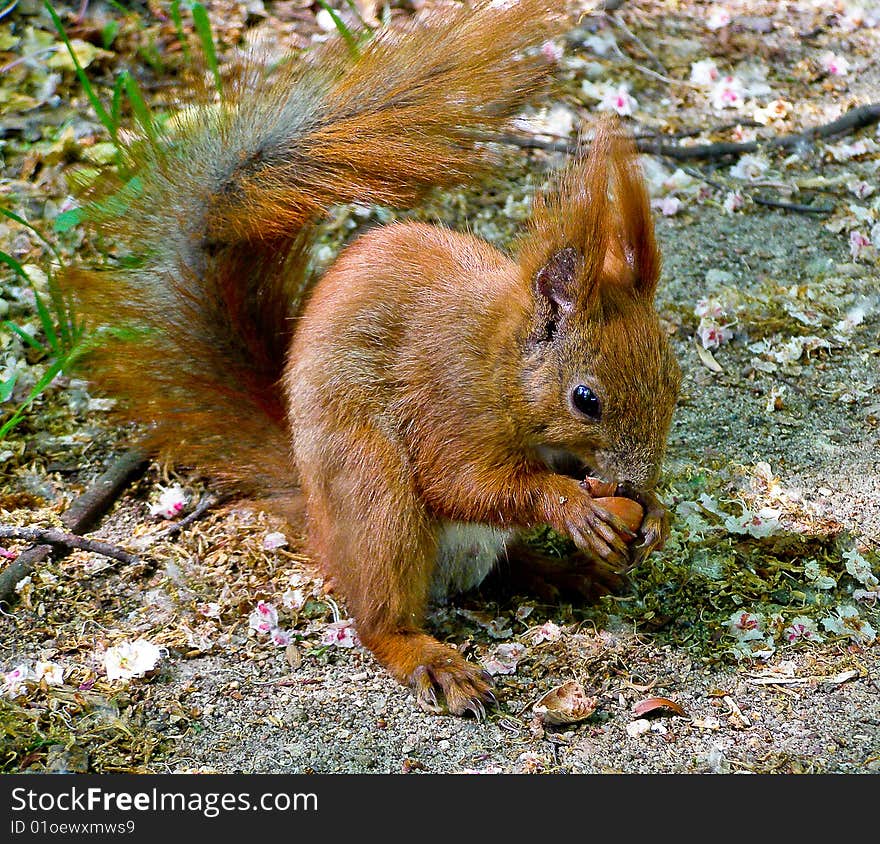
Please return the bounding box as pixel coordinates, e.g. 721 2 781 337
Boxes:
571 384 601 420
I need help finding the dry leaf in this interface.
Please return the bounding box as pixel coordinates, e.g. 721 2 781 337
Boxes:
285 643 302 670
632 696 687 717
47 40 113 71
696 342 723 372
822 670 859 685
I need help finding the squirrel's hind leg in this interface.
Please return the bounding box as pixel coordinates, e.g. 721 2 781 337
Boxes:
492 536 628 603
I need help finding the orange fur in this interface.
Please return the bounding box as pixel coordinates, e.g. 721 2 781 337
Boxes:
61 0 554 519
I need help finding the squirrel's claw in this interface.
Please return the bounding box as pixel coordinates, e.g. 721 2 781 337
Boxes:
587 501 637 555
463 698 487 721
411 666 444 715
565 497 631 567
409 655 496 718
618 486 670 567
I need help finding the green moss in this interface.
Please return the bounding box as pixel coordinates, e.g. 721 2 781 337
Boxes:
0 689 171 773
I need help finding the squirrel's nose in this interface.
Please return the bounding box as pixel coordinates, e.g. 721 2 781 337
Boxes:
594 448 659 490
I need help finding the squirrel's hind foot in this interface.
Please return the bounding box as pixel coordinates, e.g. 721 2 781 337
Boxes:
496 541 628 603
410 658 496 719
362 629 496 718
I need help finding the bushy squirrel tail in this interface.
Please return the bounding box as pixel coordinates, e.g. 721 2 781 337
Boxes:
62 1 555 515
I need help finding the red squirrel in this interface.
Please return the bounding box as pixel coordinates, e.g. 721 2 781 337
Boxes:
62 0 680 717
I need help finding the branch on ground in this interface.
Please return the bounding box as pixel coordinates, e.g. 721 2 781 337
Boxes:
0 448 148 607
495 102 880 161
0 525 140 566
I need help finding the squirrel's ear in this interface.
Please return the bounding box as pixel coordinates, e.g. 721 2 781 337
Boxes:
519 122 611 322
526 245 578 344
519 118 661 317
608 131 660 299
534 246 578 313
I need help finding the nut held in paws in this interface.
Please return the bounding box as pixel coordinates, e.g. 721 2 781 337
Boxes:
592 496 644 537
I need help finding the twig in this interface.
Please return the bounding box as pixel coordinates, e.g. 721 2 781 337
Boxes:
577 0 627 16
638 119 763 141
149 492 230 542
604 7 666 75
0 544 52 604
492 103 880 163
500 120 764 151
680 165 835 214
75 0 90 25
682 165 726 192
638 137 758 160
60 448 148 533
0 448 148 607
0 48 58 74
0 526 140 566
491 132 572 154
601 15 697 89
632 62 702 89
753 196 834 214
638 102 880 160
773 102 880 146
0 1 18 22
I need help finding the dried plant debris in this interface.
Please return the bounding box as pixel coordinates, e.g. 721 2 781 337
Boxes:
609 461 880 662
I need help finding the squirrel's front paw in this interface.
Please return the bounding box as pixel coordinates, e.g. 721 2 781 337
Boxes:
618 485 670 566
556 493 636 568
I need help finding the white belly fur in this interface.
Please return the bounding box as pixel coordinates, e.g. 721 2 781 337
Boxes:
431 522 513 601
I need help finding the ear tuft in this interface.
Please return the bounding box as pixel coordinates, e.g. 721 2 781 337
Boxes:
518 116 660 313
608 130 660 298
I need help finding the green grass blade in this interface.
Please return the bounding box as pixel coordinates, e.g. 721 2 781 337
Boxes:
0 375 16 404
0 250 61 354
0 356 66 439
340 0 366 26
170 0 191 63
102 18 120 50
0 250 31 283
315 0 360 57
3 321 46 353
190 3 222 98
0 207 63 265
105 0 132 14
0 332 92 439
46 270 76 351
30 287 60 355
88 174 143 222
111 71 126 131
0 214 73 352
121 70 158 145
44 1 118 146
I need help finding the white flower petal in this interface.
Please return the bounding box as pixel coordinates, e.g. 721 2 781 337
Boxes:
104 639 163 681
